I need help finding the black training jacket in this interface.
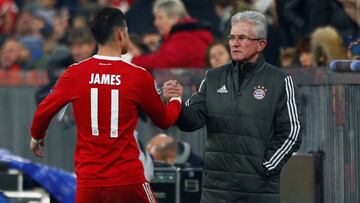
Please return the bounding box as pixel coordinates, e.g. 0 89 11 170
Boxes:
176 55 302 203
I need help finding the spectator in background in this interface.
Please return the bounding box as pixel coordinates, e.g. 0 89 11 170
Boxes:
146 133 203 167
19 14 48 67
0 0 18 36
311 26 347 67
125 0 157 35
347 39 360 60
48 28 95 84
67 28 96 63
15 8 34 37
51 10 70 44
214 0 233 35
35 28 96 104
205 41 230 68
28 15 69 70
0 37 30 71
131 0 214 69
338 0 359 27
126 0 220 39
31 0 58 26
182 0 221 38
122 33 151 61
282 0 357 45
275 0 295 47
97 0 135 13
141 32 161 52
296 37 314 68
279 47 297 68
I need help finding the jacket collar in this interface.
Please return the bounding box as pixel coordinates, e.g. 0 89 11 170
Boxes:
231 54 265 75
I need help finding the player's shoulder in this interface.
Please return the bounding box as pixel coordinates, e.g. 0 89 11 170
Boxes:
263 62 290 79
120 58 154 80
120 58 148 73
69 57 93 68
66 57 94 73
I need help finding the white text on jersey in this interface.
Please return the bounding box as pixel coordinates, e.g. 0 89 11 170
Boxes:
89 73 121 85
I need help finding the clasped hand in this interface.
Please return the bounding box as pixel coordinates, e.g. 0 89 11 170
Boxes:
162 80 183 101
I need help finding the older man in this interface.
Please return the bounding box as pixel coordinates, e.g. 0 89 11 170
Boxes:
164 11 302 203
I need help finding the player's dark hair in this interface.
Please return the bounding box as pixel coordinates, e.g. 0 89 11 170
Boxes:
90 7 127 45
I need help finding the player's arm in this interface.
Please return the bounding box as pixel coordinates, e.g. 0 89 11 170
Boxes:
262 75 302 176
30 69 75 157
138 73 182 129
175 76 207 132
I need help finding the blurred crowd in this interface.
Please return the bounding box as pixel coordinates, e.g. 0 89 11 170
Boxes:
0 0 359 74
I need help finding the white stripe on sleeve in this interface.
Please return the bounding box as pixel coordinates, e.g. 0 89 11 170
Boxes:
263 76 300 170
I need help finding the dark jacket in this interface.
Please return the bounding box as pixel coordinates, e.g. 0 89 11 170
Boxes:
176 56 302 203
132 17 213 69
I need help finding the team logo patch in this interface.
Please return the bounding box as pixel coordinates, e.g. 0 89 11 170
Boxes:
253 86 267 100
154 80 161 95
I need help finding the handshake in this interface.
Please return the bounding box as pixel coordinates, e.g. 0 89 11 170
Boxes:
162 80 184 102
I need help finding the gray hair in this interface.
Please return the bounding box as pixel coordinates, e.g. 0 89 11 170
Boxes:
153 0 189 18
231 11 268 39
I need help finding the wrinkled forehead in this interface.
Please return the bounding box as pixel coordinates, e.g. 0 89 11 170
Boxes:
230 21 257 36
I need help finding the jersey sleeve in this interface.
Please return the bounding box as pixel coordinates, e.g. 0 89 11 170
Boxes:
176 75 207 132
262 75 302 176
138 72 182 129
30 68 76 140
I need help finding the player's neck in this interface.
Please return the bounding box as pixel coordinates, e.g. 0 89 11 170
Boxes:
97 45 123 58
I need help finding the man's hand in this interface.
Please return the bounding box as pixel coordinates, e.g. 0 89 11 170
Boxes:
29 138 45 158
162 80 183 102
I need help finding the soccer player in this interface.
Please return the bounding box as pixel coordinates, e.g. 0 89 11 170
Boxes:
30 7 183 203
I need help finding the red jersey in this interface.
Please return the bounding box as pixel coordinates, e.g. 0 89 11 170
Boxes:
31 55 182 187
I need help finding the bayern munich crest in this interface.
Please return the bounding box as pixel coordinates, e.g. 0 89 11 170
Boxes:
253 86 267 100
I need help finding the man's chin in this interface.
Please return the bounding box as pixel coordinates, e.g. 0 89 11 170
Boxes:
231 56 245 61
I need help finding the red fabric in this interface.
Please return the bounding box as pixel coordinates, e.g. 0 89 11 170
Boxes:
6 63 20 71
76 182 157 203
0 0 18 34
31 56 181 187
132 21 213 69
111 0 134 6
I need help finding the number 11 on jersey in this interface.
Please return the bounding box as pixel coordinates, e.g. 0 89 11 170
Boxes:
90 88 119 138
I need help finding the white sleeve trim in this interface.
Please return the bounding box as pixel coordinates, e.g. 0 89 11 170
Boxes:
31 137 44 144
170 97 182 104
263 76 301 170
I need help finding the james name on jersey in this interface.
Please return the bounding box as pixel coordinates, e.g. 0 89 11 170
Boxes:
89 73 121 85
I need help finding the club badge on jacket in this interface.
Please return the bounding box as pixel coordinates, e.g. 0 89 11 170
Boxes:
253 86 267 100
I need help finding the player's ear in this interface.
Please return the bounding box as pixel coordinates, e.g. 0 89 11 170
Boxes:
115 28 123 41
118 27 128 41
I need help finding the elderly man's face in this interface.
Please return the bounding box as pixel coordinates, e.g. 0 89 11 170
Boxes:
153 9 178 37
228 21 266 62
